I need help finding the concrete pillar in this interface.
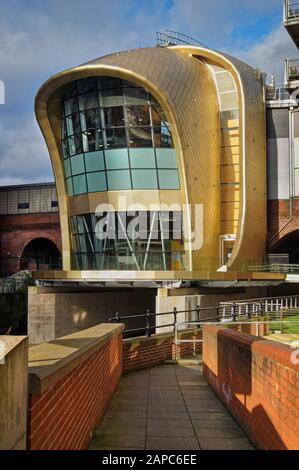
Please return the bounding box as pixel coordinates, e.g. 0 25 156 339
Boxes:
28 286 156 344
0 336 28 450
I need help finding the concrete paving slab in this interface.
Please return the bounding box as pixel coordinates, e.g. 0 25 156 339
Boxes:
199 437 255 450
147 418 193 429
90 433 145 449
147 425 196 438
90 363 254 451
146 437 200 450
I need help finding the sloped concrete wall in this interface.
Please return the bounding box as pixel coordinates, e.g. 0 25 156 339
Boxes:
0 335 28 450
28 286 156 344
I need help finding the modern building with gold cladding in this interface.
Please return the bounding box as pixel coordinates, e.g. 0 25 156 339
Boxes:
35 45 267 280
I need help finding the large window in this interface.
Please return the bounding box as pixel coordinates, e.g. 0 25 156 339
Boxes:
61 77 180 195
70 211 185 271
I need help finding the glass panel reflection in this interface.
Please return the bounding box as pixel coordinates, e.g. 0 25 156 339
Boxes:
129 148 156 168
61 76 179 194
87 172 107 192
78 92 98 111
84 151 105 172
106 127 127 148
70 211 185 271
158 169 180 189
129 127 152 147
107 170 131 190
126 105 150 126
105 149 129 169
104 106 125 127
73 174 87 194
131 169 158 189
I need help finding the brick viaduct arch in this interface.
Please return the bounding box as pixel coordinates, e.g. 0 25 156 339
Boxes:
0 212 61 275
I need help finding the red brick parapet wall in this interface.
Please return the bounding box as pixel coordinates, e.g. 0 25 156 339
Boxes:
122 322 269 374
27 324 123 450
202 325 299 450
123 328 202 373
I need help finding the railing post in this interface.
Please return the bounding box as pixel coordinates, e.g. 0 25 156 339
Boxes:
232 303 237 322
247 303 251 319
196 305 201 325
115 312 120 323
173 307 177 332
216 304 220 322
146 309 151 337
255 321 259 337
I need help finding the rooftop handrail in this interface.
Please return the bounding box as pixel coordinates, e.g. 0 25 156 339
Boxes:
156 30 207 48
266 83 292 101
286 1 299 18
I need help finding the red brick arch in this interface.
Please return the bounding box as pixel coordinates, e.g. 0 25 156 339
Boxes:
0 212 61 275
20 235 60 259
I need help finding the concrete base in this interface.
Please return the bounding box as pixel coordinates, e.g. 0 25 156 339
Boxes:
28 286 156 344
0 335 28 450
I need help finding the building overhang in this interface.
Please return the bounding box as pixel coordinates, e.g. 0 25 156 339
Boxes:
32 270 286 289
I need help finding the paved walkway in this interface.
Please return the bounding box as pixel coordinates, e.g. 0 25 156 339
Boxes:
90 363 254 450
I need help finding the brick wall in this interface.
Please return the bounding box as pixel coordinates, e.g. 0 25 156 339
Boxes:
0 212 61 275
202 325 299 450
268 199 299 249
28 329 122 450
123 328 202 373
226 320 269 337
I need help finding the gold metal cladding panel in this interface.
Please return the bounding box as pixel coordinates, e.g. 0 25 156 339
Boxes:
35 47 220 272
221 147 240 164
220 110 240 236
68 190 182 215
221 165 240 183
225 53 266 268
173 46 267 269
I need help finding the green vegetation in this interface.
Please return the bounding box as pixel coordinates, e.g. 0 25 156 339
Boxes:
268 314 299 335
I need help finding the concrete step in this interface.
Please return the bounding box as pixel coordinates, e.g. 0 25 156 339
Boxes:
165 355 202 366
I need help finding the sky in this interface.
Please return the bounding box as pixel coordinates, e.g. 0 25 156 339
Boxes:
0 0 297 186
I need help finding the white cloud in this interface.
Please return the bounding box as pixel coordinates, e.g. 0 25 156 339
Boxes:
235 24 298 82
0 0 297 185
168 0 283 48
0 116 52 185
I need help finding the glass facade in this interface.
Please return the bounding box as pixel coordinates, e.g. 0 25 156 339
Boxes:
71 211 185 271
61 77 180 195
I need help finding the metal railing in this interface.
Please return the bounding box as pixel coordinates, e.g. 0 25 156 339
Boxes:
248 263 299 273
266 84 292 102
285 1 299 20
0 278 30 294
174 319 299 348
285 58 299 86
109 294 299 338
156 30 206 48
0 256 62 275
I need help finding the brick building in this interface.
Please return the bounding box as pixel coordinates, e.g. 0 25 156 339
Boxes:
0 183 61 276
